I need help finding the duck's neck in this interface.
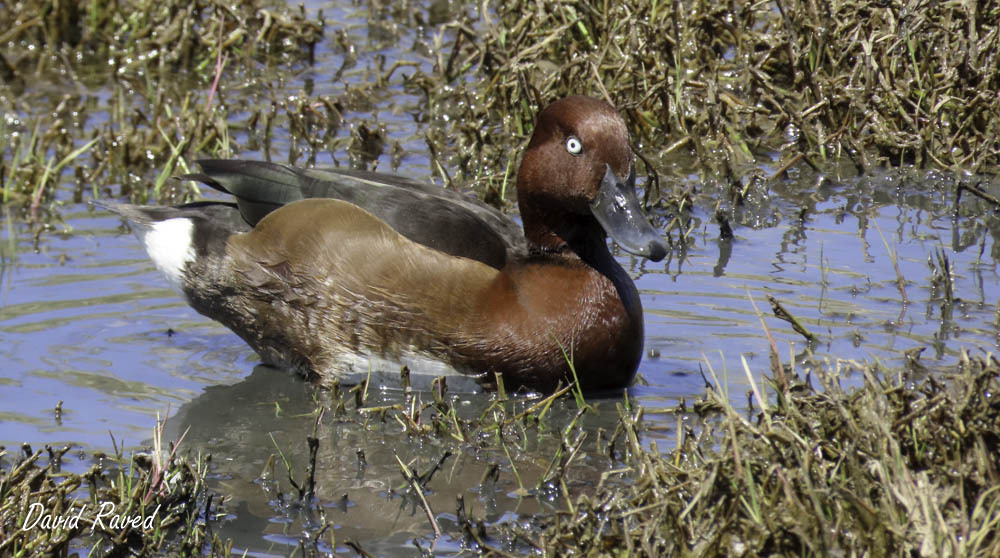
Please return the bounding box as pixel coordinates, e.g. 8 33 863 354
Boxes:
572 227 643 326
524 215 643 327
521 205 572 256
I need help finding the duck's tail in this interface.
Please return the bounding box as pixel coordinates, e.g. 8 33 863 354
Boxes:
96 200 248 293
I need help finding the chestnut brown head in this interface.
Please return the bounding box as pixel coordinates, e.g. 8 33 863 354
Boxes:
516 96 666 261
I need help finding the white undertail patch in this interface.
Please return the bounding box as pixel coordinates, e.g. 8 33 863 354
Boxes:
142 218 196 292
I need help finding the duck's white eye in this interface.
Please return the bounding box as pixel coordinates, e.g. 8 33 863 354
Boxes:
565 136 583 155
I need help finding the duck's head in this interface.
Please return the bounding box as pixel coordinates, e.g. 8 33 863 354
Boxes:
516 96 667 262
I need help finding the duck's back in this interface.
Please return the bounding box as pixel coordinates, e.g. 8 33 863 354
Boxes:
186 160 525 269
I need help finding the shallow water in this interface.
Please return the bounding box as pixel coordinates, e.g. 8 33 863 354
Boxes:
3 169 999 553
3 0 1000 554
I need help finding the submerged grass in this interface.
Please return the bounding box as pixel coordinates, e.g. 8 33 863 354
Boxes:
2 0 1000 555
3 0 1000 221
499 351 1000 556
0 419 231 556
5 351 997 555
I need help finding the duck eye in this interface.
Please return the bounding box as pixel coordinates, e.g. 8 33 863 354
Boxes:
565 136 583 155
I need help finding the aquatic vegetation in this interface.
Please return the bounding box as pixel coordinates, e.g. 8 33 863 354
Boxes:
404 0 1000 199
1 0 322 210
0 417 229 556
2 0 1000 555
3 0 1000 219
498 351 1000 556
4 351 998 555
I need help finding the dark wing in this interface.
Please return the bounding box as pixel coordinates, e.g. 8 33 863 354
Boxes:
183 160 525 270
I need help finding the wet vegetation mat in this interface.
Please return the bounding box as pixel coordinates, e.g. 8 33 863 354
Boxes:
500 351 1000 556
3 0 999 216
3 352 999 555
449 0 1000 177
1 0 322 211
0 418 229 556
3 0 1000 555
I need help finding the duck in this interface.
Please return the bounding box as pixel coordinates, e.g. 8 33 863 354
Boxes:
104 96 667 393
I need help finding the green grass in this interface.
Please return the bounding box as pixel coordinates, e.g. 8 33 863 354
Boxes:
2 0 1000 555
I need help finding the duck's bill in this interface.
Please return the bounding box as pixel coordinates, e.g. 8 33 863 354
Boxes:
591 164 668 262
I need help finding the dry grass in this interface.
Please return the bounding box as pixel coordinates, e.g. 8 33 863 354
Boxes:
0 421 230 556
500 351 1000 556
415 0 1000 182
4 0 999 219
2 1 1000 554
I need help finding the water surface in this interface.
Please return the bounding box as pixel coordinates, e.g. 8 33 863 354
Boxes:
2 0 999 554
3 168 999 555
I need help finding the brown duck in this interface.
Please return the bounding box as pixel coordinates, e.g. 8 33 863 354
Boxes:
105 96 667 393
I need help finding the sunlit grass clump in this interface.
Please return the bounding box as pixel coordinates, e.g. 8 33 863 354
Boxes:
4 0 1000 221
0 419 230 557
5 352 998 555
500 351 1000 556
